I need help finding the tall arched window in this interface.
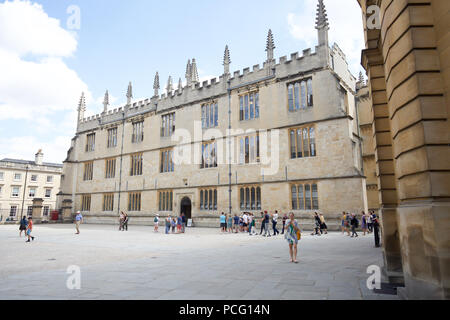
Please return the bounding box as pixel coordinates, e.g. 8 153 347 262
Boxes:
312 184 319 209
307 79 313 106
251 187 256 210
245 188 250 210
298 185 304 210
240 188 244 210
256 187 261 210
200 190 204 210
294 82 300 110
310 127 316 157
214 189 217 210
288 84 294 111
303 128 310 157
291 185 298 210
301 81 307 109
305 184 311 210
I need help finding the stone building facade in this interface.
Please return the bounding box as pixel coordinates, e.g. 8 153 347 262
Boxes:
59 0 368 229
357 0 449 300
0 150 62 223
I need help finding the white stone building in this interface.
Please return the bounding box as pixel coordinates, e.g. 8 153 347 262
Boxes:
0 150 62 222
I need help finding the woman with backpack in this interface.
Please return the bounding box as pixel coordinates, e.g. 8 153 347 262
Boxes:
285 212 301 263
154 214 160 232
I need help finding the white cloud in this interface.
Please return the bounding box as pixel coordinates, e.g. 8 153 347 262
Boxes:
0 0 91 163
287 0 365 76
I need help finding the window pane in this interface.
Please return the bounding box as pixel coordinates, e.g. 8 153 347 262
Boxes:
288 84 294 111
290 130 296 159
245 137 249 164
303 128 310 157
244 95 249 120
292 185 298 210
214 103 218 127
239 96 244 121
298 185 304 210
255 93 259 118
200 190 203 209
305 184 311 210
162 192 166 211
310 127 316 156
307 79 313 106
205 189 208 209
294 82 300 110
301 81 307 109
312 184 319 209
240 139 244 164
245 188 250 210
214 190 217 210
249 93 254 119
209 190 213 210
297 129 303 158
250 136 255 163
251 187 255 210
240 188 244 210
256 187 261 210
210 104 214 128
201 106 206 128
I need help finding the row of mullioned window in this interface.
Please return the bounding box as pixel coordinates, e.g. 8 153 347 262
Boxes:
7 186 52 198
82 126 318 180
0 172 53 182
80 184 319 212
85 79 314 152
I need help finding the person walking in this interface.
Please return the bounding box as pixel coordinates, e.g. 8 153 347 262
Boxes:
373 214 381 247
341 212 346 234
285 212 300 263
361 211 368 235
177 215 183 233
250 214 256 235
233 214 239 233
181 213 186 233
350 213 359 237
119 212 124 231
345 212 351 236
19 216 28 237
171 217 176 233
165 215 171 234
220 212 227 233
281 213 288 235
311 212 321 236
154 214 160 232
227 214 233 233
122 213 129 231
248 213 253 235
272 210 279 236
263 211 271 237
259 212 265 235
75 211 83 235
367 212 373 233
319 214 328 234
25 217 35 243
242 212 249 233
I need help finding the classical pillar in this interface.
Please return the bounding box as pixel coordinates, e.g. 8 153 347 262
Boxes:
62 199 73 223
362 47 403 282
358 0 450 299
31 198 44 224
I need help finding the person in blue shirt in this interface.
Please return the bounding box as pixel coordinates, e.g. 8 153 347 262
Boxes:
233 214 240 233
75 211 83 235
19 216 28 237
220 212 226 233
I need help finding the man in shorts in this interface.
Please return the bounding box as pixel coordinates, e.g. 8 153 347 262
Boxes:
26 217 35 243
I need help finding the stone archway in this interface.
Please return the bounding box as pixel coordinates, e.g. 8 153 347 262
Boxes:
180 197 192 220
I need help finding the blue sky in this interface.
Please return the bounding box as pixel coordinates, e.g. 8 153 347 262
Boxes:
0 0 365 163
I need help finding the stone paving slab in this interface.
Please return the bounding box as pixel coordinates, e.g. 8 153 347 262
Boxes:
0 224 398 300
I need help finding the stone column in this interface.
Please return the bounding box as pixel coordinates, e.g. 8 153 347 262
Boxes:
62 199 73 223
362 47 403 282
358 0 450 299
31 198 43 224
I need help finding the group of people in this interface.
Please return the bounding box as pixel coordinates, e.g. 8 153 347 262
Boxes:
341 211 381 247
19 215 35 242
156 213 187 234
219 211 289 237
311 212 328 236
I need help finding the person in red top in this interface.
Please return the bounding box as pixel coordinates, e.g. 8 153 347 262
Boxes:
26 217 35 243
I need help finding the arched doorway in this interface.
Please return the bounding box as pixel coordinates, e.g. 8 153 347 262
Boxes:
180 197 192 220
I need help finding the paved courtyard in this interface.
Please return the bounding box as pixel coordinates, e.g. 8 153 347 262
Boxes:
0 224 398 300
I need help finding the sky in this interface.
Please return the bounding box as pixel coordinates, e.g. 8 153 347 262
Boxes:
0 0 365 163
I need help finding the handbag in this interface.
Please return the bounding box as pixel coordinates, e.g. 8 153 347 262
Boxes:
296 229 301 240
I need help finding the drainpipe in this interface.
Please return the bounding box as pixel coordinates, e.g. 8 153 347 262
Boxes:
117 112 126 215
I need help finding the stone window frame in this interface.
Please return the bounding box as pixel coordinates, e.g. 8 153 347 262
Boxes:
43 206 50 216
27 206 33 216
239 185 261 211
105 158 116 179
83 161 94 181
287 77 313 112
9 205 18 217
11 186 20 198
30 174 38 182
201 101 219 129
201 140 218 169
239 91 260 122
290 182 319 211
130 153 143 176
131 121 144 144
160 148 174 173
238 133 260 165
199 188 217 211
103 193 114 212
107 127 118 148
85 133 96 152
28 187 36 198
46 175 53 183
45 188 52 198
81 194 91 212
14 173 22 181
288 125 317 159
128 192 141 212
161 112 176 138
158 190 173 212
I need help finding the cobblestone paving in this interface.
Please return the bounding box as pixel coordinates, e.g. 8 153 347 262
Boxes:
0 224 398 300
